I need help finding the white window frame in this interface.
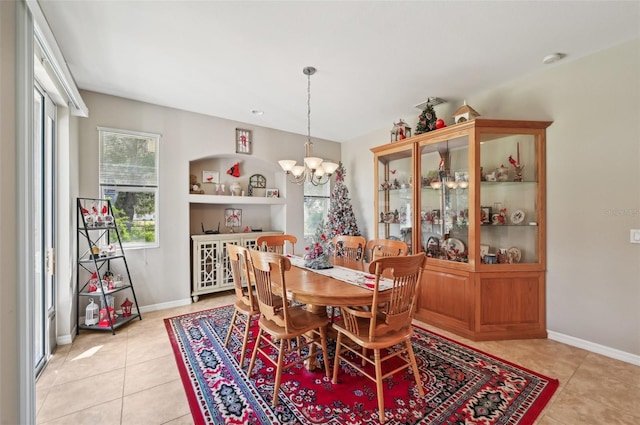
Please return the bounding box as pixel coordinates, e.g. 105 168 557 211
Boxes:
303 180 331 244
98 127 160 249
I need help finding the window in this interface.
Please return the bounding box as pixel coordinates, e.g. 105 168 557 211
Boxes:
99 127 160 248
303 180 330 244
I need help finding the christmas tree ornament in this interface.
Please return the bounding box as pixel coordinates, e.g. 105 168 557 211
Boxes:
415 102 438 134
436 118 446 129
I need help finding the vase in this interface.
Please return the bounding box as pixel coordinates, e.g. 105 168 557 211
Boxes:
230 182 241 196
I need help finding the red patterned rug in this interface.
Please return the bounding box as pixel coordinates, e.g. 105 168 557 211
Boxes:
164 305 558 424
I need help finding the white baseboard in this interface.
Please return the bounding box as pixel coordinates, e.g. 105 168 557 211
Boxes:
57 332 73 346
56 298 193 345
547 330 640 366
138 298 192 314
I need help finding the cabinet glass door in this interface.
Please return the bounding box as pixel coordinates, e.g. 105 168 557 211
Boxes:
419 136 470 262
479 132 538 264
375 145 414 253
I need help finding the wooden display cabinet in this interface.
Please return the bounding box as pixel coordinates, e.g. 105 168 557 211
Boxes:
372 140 416 253
372 119 551 340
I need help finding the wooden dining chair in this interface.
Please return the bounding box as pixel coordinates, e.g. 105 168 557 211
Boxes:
223 244 260 368
330 235 366 262
331 252 427 423
256 234 297 255
365 238 409 261
247 249 331 406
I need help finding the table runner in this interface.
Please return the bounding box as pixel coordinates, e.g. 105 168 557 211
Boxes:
288 255 393 291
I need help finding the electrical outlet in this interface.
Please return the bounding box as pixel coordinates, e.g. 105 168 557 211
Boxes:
630 229 640 244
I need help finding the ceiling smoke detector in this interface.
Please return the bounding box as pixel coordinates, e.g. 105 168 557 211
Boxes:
414 97 446 110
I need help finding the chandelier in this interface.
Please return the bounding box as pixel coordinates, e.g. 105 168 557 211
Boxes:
278 66 338 186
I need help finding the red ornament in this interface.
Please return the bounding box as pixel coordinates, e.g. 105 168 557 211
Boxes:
226 162 240 178
121 298 133 317
436 119 446 129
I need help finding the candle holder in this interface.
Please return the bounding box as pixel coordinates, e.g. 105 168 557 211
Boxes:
509 142 525 182
513 165 524 182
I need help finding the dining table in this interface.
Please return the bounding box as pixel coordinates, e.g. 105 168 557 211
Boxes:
284 256 392 314
281 256 393 370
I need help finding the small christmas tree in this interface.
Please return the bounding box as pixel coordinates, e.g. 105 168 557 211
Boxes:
304 221 332 269
415 102 438 134
323 163 360 254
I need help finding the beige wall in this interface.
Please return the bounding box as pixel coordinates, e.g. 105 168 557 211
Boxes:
71 91 340 332
343 39 640 359
55 109 81 342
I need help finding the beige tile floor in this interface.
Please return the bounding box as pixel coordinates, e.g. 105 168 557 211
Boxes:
36 292 640 424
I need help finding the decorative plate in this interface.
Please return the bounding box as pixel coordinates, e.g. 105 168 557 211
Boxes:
507 247 522 263
442 238 465 255
510 209 525 224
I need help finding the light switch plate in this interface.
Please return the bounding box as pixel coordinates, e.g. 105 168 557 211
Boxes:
630 229 640 244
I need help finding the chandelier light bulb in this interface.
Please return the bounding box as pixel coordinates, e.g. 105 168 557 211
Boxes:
315 166 326 177
278 160 297 172
322 162 339 175
291 165 305 178
304 156 323 171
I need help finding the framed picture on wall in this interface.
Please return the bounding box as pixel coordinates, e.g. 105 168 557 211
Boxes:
224 208 242 228
202 170 219 184
235 128 252 154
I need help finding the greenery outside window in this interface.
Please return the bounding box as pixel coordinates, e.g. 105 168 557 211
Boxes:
303 180 330 244
99 127 160 248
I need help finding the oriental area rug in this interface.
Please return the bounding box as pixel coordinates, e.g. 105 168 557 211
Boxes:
164 305 558 425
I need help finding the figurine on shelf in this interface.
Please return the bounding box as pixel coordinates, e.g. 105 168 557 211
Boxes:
189 174 204 194
495 165 509 182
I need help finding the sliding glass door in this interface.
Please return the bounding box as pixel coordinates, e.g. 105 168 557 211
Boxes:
33 84 56 378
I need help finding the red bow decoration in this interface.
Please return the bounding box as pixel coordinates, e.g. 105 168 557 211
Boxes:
227 162 240 178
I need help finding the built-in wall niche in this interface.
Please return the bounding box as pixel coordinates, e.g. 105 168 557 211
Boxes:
190 155 282 197
188 154 288 237
189 203 282 235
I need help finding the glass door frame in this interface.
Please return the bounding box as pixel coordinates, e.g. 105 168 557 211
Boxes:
33 83 56 379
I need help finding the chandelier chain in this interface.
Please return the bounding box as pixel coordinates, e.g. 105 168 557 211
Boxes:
307 70 311 145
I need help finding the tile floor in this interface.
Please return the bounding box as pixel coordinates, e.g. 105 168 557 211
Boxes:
36 292 640 424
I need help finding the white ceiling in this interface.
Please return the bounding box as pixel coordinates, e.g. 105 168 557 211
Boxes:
39 1 640 141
